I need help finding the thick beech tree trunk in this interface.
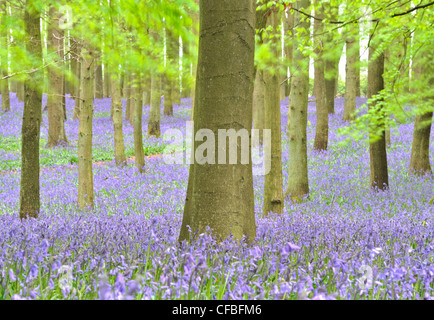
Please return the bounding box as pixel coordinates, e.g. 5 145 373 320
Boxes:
313 1 328 151
20 0 43 219
179 0 256 243
368 27 388 191
286 0 310 201
46 6 67 147
77 46 95 209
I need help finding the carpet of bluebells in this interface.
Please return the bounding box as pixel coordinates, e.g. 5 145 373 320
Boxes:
0 91 433 300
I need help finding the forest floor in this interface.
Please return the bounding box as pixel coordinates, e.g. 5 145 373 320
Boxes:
0 92 434 300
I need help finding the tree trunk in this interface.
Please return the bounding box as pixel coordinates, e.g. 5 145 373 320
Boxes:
179 0 256 243
94 61 103 99
148 70 161 137
77 45 95 209
132 73 145 172
323 3 342 114
73 40 82 119
104 70 111 98
163 74 174 116
125 74 132 123
286 0 310 201
343 23 358 121
313 1 328 151
1 1 10 112
409 33 434 175
20 0 43 219
263 8 283 216
46 6 67 148
111 74 126 166
284 12 294 97
368 27 388 191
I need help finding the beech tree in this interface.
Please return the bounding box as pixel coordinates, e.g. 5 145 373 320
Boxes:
263 5 283 215
409 30 434 175
46 6 67 147
313 0 328 151
77 45 95 209
286 0 310 201
368 22 388 191
179 0 256 243
20 0 43 219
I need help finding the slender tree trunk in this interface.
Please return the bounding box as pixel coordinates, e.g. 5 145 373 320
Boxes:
286 0 310 201
313 1 328 151
73 40 82 119
111 75 126 166
17 81 25 102
343 23 358 121
132 73 145 172
324 3 342 114
77 45 95 209
1 1 10 112
94 61 103 99
46 6 67 147
284 12 294 97
104 70 111 98
179 0 256 243
409 33 434 175
20 0 43 219
263 7 283 216
163 74 174 116
355 32 361 97
125 74 132 122
143 75 151 105
148 70 161 137
368 26 388 191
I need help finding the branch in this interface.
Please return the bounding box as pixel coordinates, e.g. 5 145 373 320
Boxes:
391 0 434 17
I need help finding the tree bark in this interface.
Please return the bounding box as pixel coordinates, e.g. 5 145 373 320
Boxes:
94 61 103 99
286 0 310 201
148 69 161 137
343 23 359 121
409 33 434 175
20 0 43 219
284 12 294 97
163 74 174 116
313 1 328 151
46 6 67 147
263 8 283 216
368 26 388 191
111 74 126 166
77 45 95 209
323 3 342 114
179 0 256 243
132 73 145 172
